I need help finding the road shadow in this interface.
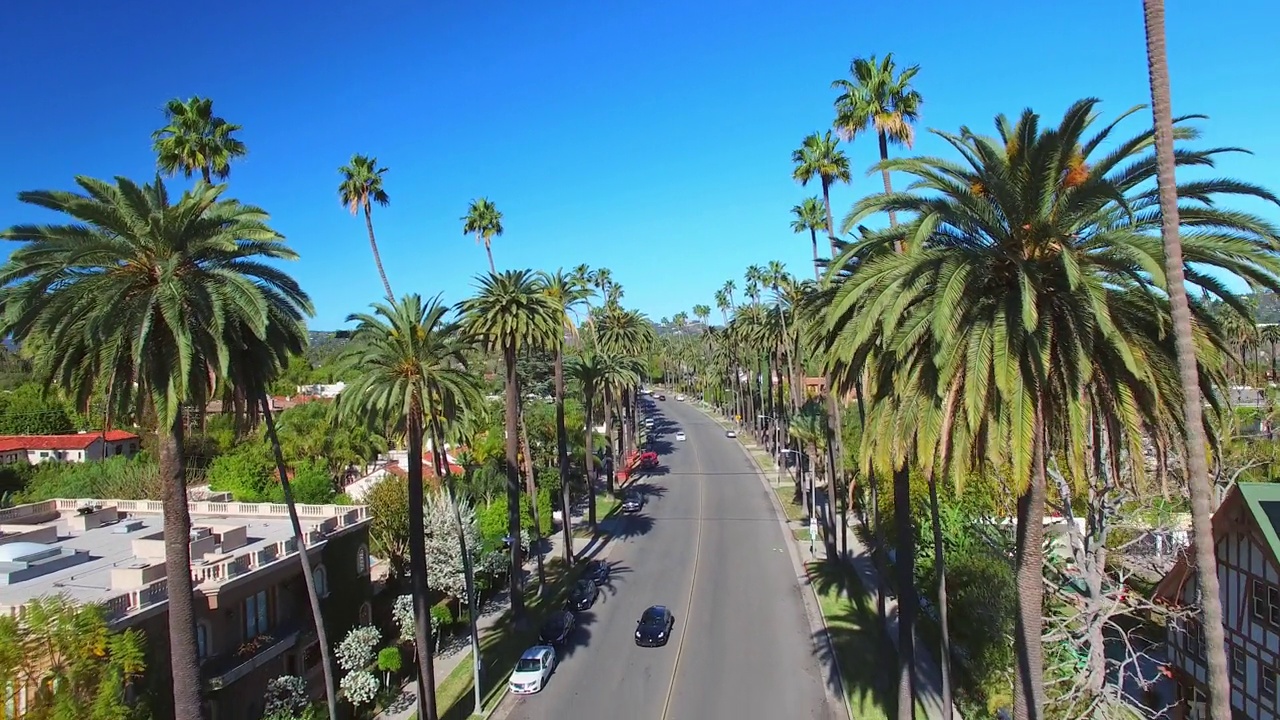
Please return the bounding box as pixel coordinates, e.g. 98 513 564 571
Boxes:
804 559 902 719
576 513 655 559
625 482 667 501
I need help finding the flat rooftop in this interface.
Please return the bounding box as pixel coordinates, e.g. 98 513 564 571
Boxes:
0 498 369 624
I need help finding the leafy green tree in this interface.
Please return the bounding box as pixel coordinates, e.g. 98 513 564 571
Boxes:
461 198 504 274
338 154 393 300
365 473 410 579
831 53 922 232
337 294 481 720
828 98 1280 720
206 444 275 502
0 176 306 720
459 271 559 624
0 382 75 434
151 96 246 184
0 595 149 720
17 456 161 502
285 458 337 505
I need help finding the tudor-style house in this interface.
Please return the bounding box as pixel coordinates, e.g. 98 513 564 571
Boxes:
1157 482 1280 720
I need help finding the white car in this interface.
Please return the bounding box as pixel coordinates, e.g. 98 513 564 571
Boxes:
675 394 686 401
676 432 687 441
509 645 556 694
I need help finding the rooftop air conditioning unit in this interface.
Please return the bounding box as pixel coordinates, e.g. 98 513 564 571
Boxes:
112 520 145 534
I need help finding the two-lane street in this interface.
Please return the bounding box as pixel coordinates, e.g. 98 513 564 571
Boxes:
499 397 839 720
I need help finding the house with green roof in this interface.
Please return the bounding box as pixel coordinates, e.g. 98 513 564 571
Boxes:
1156 482 1280 720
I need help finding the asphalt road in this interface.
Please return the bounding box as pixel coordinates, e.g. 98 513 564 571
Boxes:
498 397 840 720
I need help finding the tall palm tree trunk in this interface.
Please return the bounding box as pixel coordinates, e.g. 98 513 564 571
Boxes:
1012 407 1049 720
894 464 917 720
502 344 527 622
584 390 598 531
484 240 496 275
553 350 574 562
602 389 616 494
363 203 394 300
927 475 953 720
518 403 548 595
430 417 483 716
878 131 901 232
1143 3 1230 718
405 407 439 720
158 417 204 720
260 399 339 720
810 228 821 281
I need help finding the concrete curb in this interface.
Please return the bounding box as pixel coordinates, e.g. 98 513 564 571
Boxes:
686 398 854 720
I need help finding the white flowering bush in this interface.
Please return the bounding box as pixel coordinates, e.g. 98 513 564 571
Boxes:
393 593 447 645
423 490 481 600
263 675 309 716
339 669 380 707
334 625 381 672
393 594 415 643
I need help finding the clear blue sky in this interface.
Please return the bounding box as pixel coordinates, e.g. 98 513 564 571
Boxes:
3 0 1278 329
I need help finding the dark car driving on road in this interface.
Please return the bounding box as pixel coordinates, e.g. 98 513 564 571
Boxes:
584 560 610 585
621 492 644 513
634 605 675 647
539 609 576 646
568 579 599 611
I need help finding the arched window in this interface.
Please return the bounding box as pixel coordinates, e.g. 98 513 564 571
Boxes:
313 564 329 598
356 544 369 575
358 601 372 626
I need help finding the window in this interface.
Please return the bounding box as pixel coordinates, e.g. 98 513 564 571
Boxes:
243 589 272 640
359 602 372 626
38 452 47 459
1254 579 1280 626
1186 620 1207 660
313 565 328 598
114 444 123 456
1233 646 1246 678
356 544 369 575
196 621 211 660
1265 664 1278 701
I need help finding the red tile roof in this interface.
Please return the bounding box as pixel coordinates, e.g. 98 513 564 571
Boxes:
0 430 140 453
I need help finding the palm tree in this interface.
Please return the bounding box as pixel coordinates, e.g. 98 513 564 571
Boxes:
0 176 305 720
462 198 504 274
791 130 851 254
1143 3 1232 717
567 351 605 529
832 54 922 233
338 154 394 299
829 98 1280 720
539 270 591 562
151 96 247 184
791 197 828 281
459 270 560 623
336 295 481 720
693 304 711 328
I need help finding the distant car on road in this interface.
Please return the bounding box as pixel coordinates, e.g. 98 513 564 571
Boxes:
509 645 556 694
584 560 610 585
675 394 685 402
539 610 576 646
676 432 687 441
621 492 644 513
634 605 675 647
725 430 737 439
568 578 599 611
657 394 666 401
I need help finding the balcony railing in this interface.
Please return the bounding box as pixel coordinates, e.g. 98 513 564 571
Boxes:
204 620 303 691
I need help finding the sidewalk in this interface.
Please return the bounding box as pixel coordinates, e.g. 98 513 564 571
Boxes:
694 399 960 720
375 491 629 720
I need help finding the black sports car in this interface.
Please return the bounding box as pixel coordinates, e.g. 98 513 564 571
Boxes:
584 560 611 585
539 609 576 646
621 492 644 513
568 579 599 611
634 605 675 647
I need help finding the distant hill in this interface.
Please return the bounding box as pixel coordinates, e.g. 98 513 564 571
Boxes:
1256 293 1280 324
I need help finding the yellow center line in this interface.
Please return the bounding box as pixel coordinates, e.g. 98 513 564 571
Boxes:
659 407 706 720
